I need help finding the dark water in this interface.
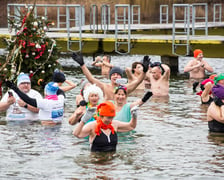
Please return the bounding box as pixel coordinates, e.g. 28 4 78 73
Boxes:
1 55 224 179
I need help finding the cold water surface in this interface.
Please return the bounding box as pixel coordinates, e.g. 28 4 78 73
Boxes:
0 55 224 179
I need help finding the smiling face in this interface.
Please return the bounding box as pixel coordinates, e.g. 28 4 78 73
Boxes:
101 116 114 125
88 93 100 106
196 53 203 61
111 73 122 84
18 82 31 93
114 89 127 104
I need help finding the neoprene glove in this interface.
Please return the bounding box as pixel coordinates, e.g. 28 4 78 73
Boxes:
72 52 84 66
131 106 138 119
79 100 88 107
142 55 151 73
142 91 153 103
81 107 97 123
5 80 18 91
213 96 224 107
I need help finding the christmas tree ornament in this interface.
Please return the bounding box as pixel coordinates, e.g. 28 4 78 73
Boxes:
33 21 38 27
0 3 62 87
11 68 16 73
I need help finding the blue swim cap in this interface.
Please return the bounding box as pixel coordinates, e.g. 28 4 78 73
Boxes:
44 82 59 95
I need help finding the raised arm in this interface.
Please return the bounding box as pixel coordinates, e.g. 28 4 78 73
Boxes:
130 91 153 109
125 67 134 82
92 56 102 67
126 55 150 94
59 80 76 92
161 64 170 81
68 106 85 125
72 53 105 90
116 106 138 132
73 107 96 138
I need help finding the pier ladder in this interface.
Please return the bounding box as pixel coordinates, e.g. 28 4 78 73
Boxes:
114 4 131 55
172 4 191 56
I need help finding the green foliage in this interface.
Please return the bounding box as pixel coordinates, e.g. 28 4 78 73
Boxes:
0 4 62 88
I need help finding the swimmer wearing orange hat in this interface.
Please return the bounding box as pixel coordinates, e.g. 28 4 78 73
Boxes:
73 101 139 152
184 49 214 79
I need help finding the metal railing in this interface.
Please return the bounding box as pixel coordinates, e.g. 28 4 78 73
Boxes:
172 4 191 56
213 4 222 23
101 4 110 33
90 4 98 34
191 3 208 36
114 4 131 55
160 5 169 24
131 5 140 24
66 5 83 52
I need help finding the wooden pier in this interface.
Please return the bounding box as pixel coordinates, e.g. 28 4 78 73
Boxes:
0 23 224 58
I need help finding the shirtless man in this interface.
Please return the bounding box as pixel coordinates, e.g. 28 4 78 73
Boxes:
125 62 146 89
147 62 170 96
91 55 113 77
184 49 214 79
72 53 150 100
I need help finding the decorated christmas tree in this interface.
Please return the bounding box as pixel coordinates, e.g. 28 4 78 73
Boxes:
0 4 62 97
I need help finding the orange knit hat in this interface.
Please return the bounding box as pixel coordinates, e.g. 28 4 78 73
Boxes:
97 101 116 117
194 49 203 58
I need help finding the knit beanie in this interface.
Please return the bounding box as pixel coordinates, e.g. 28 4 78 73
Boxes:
214 73 224 85
44 82 59 95
109 67 123 79
17 73 31 86
212 84 224 99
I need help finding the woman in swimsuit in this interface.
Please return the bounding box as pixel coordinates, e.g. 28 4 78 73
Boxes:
113 85 153 122
196 78 214 105
73 101 138 152
207 80 224 132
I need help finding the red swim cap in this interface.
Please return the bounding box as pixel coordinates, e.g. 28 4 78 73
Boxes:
194 49 203 58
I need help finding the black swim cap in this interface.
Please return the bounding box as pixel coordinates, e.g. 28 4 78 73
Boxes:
109 67 123 79
52 70 66 83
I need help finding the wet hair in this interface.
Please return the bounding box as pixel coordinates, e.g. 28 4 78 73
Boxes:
104 55 111 63
132 62 142 73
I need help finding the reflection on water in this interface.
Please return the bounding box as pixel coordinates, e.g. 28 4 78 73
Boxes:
1 55 224 179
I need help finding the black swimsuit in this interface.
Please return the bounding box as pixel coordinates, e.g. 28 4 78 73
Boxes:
91 131 118 152
208 120 224 133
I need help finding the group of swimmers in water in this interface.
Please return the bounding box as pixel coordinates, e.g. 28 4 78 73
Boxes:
1 49 224 152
